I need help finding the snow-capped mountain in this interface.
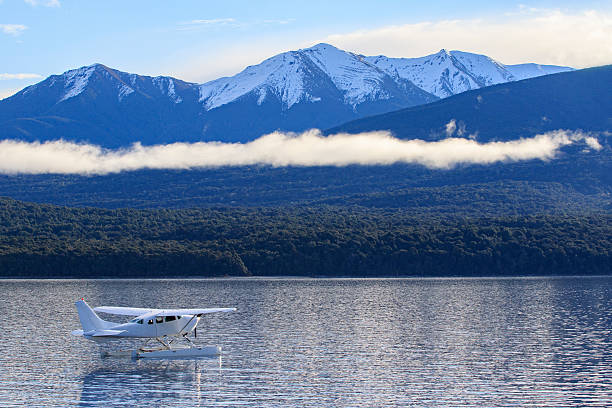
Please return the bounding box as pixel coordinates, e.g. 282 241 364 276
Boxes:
198 43 433 112
196 43 571 111
28 63 196 104
0 44 572 146
364 49 572 98
0 64 203 147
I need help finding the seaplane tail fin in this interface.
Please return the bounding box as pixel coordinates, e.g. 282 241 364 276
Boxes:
75 299 111 332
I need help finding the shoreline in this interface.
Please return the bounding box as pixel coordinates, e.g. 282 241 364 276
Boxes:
1 274 611 281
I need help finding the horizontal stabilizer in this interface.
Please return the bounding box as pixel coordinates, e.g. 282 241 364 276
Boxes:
84 329 126 337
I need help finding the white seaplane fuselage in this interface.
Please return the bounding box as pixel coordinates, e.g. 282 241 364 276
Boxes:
78 312 199 341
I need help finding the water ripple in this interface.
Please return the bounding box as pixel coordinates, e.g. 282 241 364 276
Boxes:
0 277 611 406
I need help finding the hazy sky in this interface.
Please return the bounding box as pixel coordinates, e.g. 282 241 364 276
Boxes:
2 0 611 99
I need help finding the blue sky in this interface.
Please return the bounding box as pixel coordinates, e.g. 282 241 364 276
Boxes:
2 0 612 98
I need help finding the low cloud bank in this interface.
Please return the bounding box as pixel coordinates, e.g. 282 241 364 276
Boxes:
0 130 601 175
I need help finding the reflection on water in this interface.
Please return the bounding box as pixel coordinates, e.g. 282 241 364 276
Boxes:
1 277 612 407
79 359 221 407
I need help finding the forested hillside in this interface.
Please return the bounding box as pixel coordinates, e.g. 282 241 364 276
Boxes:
1 198 609 278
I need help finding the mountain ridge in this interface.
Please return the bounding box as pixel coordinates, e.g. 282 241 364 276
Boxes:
0 43 572 146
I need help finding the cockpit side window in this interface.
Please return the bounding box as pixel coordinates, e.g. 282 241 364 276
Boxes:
156 316 164 324
165 316 176 322
148 319 153 325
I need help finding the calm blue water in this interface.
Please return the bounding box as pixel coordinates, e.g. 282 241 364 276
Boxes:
1 277 612 407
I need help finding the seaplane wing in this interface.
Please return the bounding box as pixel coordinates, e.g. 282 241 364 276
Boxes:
94 306 237 317
94 306 160 316
154 308 237 316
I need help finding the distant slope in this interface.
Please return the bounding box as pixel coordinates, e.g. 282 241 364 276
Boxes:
505 63 574 80
0 44 571 146
329 65 612 142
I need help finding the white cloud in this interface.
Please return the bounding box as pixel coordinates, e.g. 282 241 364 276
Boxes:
175 40 299 82
185 18 236 25
261 19 294 25
176 17 294 34
445 119 456 137
320 9 612 68
0 73 42 80
24 0 60 7
585 137 603 150
177 18 237 31
0 130 599 175
0 24 27 36
174 8 610 85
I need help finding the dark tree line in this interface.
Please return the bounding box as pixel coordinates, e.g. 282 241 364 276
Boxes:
0 197 610 278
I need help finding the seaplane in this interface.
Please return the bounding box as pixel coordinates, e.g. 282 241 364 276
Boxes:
71 298 236 359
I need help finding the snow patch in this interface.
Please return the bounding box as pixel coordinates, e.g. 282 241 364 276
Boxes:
256 87 267 105
59 65 96 102
301 43 390 106
117 84 134 102
166 79 182 103
152 76 183 103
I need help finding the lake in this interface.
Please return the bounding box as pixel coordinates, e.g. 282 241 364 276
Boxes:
1 277 612 407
